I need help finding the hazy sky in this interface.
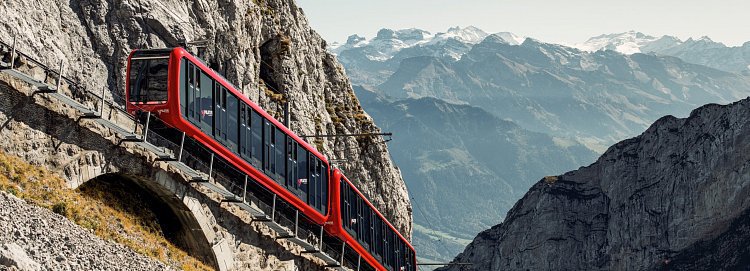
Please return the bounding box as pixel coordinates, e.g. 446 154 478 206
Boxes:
296 0 750 46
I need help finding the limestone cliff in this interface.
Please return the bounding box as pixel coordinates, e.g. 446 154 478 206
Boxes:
0 0 411 268
439 98 750 270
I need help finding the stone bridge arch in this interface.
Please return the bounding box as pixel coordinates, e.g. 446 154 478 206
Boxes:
73 171 224 271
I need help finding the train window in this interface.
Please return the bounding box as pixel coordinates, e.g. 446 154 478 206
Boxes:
239 105 249 159
213 86 226 141
358 195 365 242
309 159 319 210
197 72 213 132
389 231 395 269
364 203 371 249
321 163 328 213
399 240 405 269
373 217 380 258
128 56 169 103
237 105 247 158
353 189 359 232
185 62 197 120
318 159 325 211
263 120 272 173
341 182 349 233
297 146 308 197
268 124 276 175
250 110 263 167
383 223 389 268
194 65 201 124
286 139 297 188
275 128 286 184
226 93 239 152
179 60 187 117
369 211 375 252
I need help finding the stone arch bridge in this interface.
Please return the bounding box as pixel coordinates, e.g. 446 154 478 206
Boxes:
0 40 349 271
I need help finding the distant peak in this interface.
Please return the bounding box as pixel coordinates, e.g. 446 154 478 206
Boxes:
375 28 396 40
698 36 714 42
346 34 365 44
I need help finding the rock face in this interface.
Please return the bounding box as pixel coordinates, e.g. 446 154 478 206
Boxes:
0 192 169 271
0 0 409 241
439 98 750 270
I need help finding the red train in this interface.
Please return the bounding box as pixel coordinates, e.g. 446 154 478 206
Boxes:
125 47 416 271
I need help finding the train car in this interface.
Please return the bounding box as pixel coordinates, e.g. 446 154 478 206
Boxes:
125 48 330 224
330 169 417 271
125 47 417 271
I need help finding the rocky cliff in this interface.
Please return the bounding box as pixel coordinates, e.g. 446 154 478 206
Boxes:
439 98 750 270
0 0 410 267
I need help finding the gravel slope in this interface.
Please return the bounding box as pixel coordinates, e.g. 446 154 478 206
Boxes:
0 191 172 271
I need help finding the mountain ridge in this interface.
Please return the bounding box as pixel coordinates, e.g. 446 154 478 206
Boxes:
437 97 750 270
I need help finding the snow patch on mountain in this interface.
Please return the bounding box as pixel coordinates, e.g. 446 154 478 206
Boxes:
426 26 489 45
574 31 662 54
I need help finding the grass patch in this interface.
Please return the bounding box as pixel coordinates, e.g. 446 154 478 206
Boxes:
0 151 212 271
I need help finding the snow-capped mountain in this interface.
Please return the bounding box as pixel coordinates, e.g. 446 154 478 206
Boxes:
574 31 750 72
331 26 500 60
331 26 524 85
425 26 490 46
573 31 725 54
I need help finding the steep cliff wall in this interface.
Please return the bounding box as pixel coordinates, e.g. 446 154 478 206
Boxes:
440 98 750 270
0 0 410 237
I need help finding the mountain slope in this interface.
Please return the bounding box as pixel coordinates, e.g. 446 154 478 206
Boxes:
356 87 597 262
438 98 750 270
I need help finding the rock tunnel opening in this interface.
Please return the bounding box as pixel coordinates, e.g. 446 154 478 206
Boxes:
75 173 217 269
259 39 281 93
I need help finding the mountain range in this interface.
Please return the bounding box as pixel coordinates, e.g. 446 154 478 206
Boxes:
333 26 750 264
574 31 750 74
335 27 750 152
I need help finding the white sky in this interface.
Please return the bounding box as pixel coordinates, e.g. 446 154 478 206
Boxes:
295 0 750 46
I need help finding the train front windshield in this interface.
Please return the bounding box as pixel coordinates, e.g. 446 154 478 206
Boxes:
128 52 170 103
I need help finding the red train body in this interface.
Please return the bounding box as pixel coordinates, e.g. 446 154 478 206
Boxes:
125 47 415 271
